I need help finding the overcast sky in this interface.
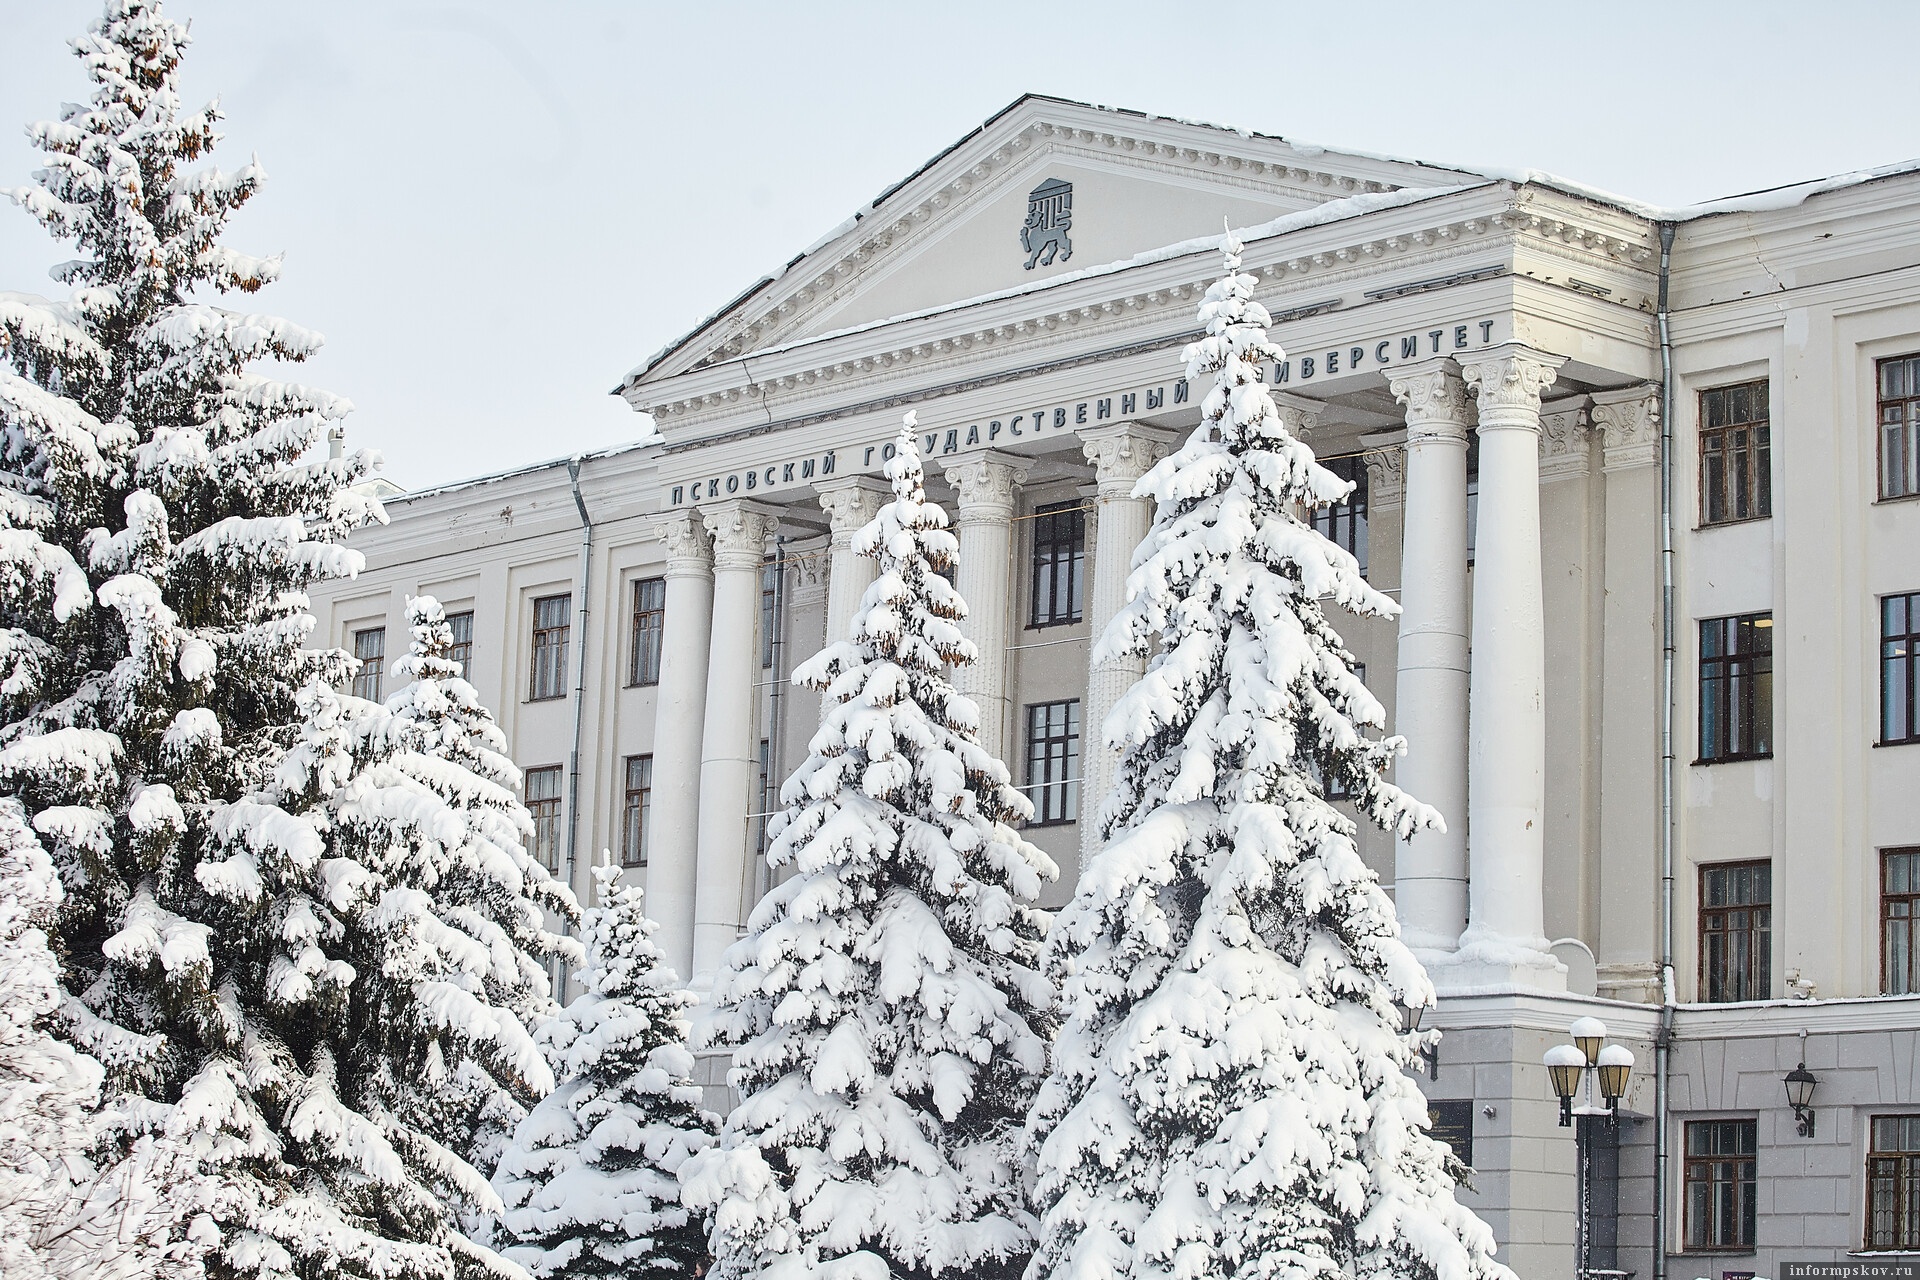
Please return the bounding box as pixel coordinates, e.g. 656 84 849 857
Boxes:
2 1 1916 491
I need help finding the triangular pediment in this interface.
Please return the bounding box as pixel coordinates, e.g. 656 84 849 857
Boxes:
624 96 1478 390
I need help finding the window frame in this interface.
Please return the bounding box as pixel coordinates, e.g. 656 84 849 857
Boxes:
1867 1114 1920 1252
528 593 571 702
760 559 779 669
1883 591 1920 747
1023 699 1081 826
1697 379 1772 528
1682 1118 1758 1253
628 576 666 688
523 764 564 874
1027 500 1086 629
1310 454 1369 578
1877 353 1920 502
1697 613 1773 764
1883 848 1920 997
620 754 653 869
351 625 386 702
445 609 474 676
1698 860 1772 1004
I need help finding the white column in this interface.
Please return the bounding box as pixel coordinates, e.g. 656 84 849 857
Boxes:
1079 423 1175 859
1454 344 1567 985
816 476 890 645
1384 359 1472 956
646 511 713 983
940 451 1027 761
691 500 780 987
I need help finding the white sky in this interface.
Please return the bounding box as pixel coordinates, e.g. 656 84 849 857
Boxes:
3 0 1917 491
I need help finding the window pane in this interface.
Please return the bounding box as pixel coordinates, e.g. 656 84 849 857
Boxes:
447 610 474 675
352 626 386 702
524 765 563 872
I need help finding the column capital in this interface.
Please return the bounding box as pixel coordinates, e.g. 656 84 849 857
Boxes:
1082 423 1177 500
1538 399 1593 483
652 510 714 577
1359 429 1407 509
1460 344 1567 432
815 476 891 549
703 501 781 571
1590 383 1663 472
940 450 1029 522
788 535 831 607
1270 392 1324 440
1386 357 1472 445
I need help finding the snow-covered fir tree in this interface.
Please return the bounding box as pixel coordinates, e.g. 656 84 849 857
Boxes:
684 416 1058 1280
1025 238 1512 1280
0 5 568 1275
492 862 717 1279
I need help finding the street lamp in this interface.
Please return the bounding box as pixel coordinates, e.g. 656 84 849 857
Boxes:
1400 999 1438 1081
1785 1062 1819 1137
1543 1019 1636 1280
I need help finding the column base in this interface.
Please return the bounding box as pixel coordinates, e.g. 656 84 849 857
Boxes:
1426 927 1568 996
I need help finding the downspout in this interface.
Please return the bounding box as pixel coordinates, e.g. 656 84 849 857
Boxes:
1654 220 1678 1280
562 457 594 990
760 537 789 902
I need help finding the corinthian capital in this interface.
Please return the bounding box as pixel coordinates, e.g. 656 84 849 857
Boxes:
1386 358 1471 444
1082 423 1176 500
816 476 891 549
1460 344 1567 431
940 450 1028 522
703 501 781 571
1270 392 1324 441
652 510 713 576
1590 384 1663 472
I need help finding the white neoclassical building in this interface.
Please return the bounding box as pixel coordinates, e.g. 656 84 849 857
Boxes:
311 96 1920 1280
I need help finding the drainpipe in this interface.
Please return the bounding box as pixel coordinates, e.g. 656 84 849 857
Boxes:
1654 220 1678 1280
562 457 594 989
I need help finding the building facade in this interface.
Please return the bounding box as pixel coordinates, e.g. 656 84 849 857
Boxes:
310 97 1920 1279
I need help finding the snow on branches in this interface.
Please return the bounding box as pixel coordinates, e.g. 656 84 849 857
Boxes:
1026 238 1510 1280
685 416 1057 1280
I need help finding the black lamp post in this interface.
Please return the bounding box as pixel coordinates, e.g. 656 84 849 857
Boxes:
1400 1000 1438 1081
1785 1062 1819 1137
1544 1018 1635 1280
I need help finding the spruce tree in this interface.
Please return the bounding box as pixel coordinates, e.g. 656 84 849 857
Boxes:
684 417 1058 1280
1026 238 1511 1280
0 5 562 1274
493 862 717 1279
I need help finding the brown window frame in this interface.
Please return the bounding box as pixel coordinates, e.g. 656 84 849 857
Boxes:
1884 849 1920 996
1698 379 1772 527
1698 613 1773 763
529 593 571 702
1310 454 1369 578
1698 861 1771 1003
628 577 665 688
524 764 563 873
1878 353 1920 501
1883 591 1920 747
1683 1118 1758 1252
1868 1115 1920 1252
351 626 386 702
1024 699 1080 826
446 610 474 676
620 755 653 869
1028 501 1085 628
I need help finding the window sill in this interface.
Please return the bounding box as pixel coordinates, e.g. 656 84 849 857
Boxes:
1679 1248 1756 1257
1873 491 1920 506
527 695 568 704
1025 619 1085 632
1694 514 1773 532
1690 753 1774 766
1026 818 1079 829
1877 738 1920 749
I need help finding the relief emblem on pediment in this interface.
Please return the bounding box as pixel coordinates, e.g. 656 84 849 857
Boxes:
1022 177 1073 270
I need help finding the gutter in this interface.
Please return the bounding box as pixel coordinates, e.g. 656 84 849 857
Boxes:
1653 220 1679 1280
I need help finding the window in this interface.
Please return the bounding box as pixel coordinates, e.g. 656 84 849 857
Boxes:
1029 501 1085 627
1884 849 1920 996
524 765 563 873
351 626 385 702
1699 614 1773 762
1322 662 1366 801
1684 1119 1757 1252
760 559 779 669
1699 380 1771 525
1024 700 1080 825
1878 354 1920 500
754 738 772 859
629 577 665 687
1465 432 1480 566
529 594 571 701
1884 591 1920 746
1869 1115 1920 1251
620 755 653 869
1311 455 1368 577
446 610 474 675
1699 861 1771 1003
